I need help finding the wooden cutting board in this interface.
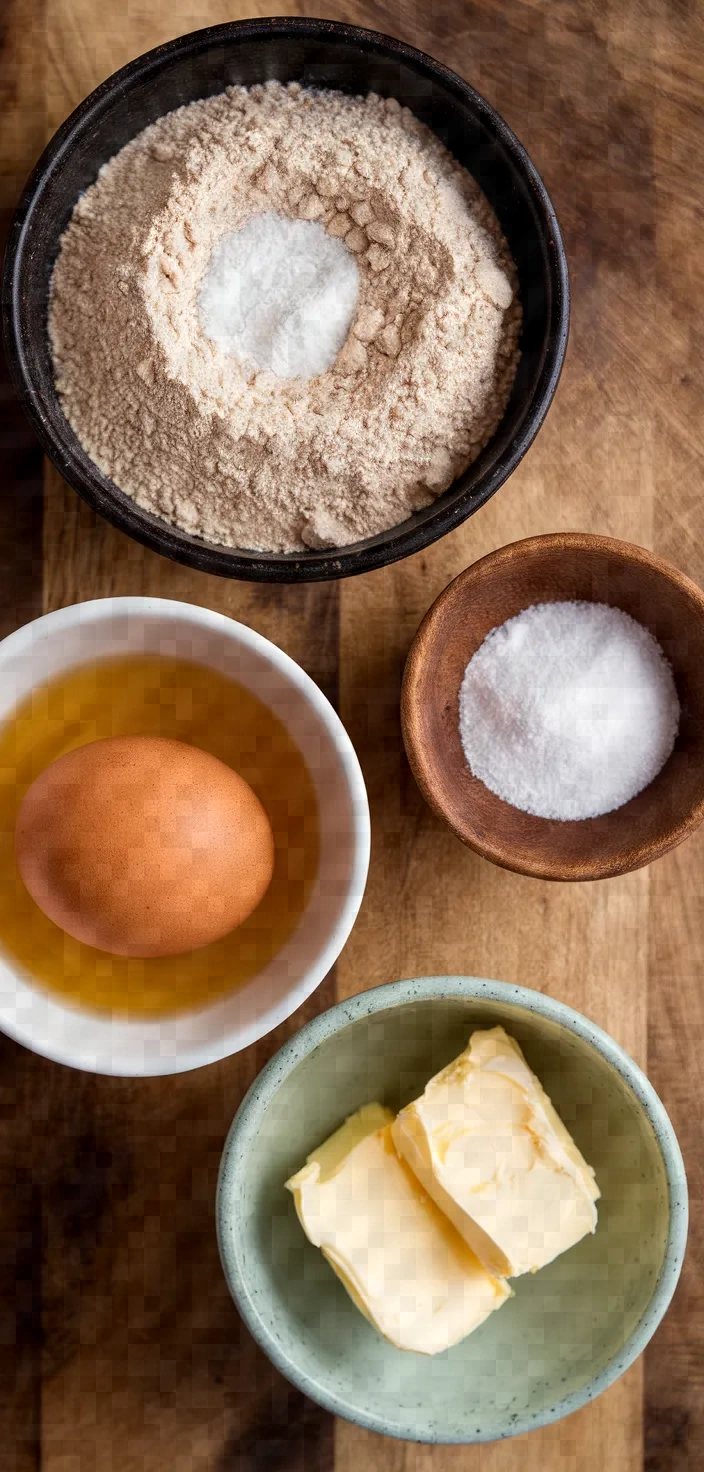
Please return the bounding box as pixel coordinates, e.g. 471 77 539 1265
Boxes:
0 1 702 1468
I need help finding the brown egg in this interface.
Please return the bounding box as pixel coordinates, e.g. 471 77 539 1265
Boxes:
15 736 275 957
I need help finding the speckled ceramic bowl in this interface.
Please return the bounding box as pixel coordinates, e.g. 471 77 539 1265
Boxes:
217 975 687 1444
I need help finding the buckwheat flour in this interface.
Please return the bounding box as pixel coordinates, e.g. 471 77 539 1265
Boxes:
49 82 522 553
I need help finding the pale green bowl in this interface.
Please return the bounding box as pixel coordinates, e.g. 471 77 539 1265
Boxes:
216 977 687 1444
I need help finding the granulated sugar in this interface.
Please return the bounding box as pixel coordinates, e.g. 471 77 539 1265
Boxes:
458 602 680 820
198 213 360 379
50 83 521 553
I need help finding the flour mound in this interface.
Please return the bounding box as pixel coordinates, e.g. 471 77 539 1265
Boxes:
50 83 522 554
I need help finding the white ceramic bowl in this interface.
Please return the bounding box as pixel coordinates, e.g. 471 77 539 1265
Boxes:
0 597 370 1075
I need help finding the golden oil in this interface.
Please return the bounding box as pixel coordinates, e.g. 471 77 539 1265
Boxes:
0 655 319 1017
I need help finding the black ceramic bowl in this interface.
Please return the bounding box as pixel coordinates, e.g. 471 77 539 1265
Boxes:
2 18 569 583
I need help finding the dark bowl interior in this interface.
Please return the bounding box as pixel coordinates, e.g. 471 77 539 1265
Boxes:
2 18 569 583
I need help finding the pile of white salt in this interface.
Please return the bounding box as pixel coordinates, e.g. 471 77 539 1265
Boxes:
458 601 680 821
198 213 360 379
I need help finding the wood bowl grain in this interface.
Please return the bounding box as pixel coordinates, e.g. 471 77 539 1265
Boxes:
401 533 704 881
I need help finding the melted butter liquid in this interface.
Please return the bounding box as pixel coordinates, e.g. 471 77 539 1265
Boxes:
0 655 319 1017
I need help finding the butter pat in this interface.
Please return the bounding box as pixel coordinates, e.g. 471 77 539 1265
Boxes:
286 1104 510 1355
391 1027 600 1277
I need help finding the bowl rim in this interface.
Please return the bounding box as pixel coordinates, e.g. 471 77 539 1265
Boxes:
1 15 570 584
402 531 704 882
0 595 371 1074
216 972 688 1444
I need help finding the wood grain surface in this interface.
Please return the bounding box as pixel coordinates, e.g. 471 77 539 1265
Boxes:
1 0 702 1469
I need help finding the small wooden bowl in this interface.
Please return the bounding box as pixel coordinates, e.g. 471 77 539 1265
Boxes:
402 533 704 880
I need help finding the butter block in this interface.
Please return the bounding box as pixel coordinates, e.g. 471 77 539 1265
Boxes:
286 1104 510 1355
391 1027 600 1277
